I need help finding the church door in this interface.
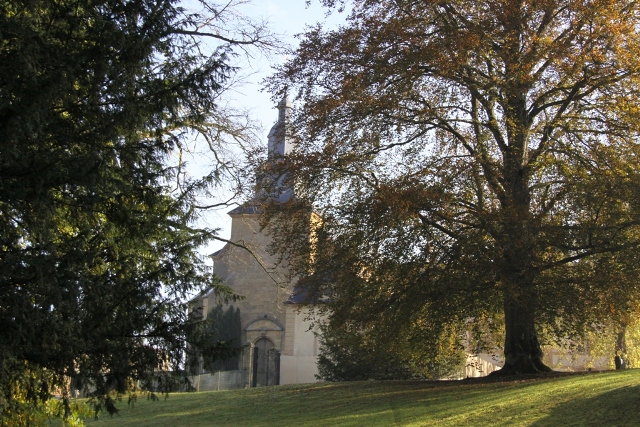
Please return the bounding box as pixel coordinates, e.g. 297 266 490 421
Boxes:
252 338 279 387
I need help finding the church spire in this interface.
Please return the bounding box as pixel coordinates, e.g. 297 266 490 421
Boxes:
268 96 293 159
258 96 295 203
277 96 291 123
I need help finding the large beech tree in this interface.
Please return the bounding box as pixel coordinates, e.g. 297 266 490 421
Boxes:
267 0 640 375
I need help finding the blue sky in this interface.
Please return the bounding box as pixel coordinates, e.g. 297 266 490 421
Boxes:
199 1 348 254
233 0 347 136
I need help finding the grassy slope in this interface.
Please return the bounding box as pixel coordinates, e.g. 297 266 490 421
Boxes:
82 370 640 427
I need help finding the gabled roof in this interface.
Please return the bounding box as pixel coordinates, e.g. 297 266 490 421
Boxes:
286 288 311 305
286 281 332 305
228 203 260 215
211 245 227 258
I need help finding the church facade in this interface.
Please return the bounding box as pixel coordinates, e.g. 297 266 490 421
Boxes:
191 98 321 388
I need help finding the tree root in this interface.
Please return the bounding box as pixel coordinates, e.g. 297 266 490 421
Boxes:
489 356 552 376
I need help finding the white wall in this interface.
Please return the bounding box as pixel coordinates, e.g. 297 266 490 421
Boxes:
280 306 323 384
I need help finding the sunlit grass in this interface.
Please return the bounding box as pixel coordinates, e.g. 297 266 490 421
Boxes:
81 369 640 426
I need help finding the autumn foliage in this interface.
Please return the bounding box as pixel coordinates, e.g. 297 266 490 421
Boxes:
266 0 640 375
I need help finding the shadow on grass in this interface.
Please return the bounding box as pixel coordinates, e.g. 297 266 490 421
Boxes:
529 383 640 427
81 372 640 427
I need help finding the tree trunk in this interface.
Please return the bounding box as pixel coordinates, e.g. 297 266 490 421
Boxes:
616 323 627 355
615 322 627 369
492 288 551 375
491 178 552 376
489 126 553 375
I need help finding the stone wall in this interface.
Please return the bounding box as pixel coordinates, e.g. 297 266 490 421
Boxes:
189 370 246 392
212 212 292 352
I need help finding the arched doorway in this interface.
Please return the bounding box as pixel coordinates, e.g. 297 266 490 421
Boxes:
251 338 280 387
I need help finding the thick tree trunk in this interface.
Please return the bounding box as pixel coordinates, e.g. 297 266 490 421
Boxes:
491 174 552 376
492 289 551 375
491 81 552 376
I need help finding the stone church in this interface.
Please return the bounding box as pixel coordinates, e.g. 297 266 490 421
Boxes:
191 98 321 388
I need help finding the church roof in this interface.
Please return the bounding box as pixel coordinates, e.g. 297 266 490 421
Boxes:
286 289 310 304
228 203 260 215
211 247 224 257
286 283 332 305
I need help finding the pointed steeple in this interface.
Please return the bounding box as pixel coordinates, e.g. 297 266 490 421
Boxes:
267 96 293 159
250 97 295 203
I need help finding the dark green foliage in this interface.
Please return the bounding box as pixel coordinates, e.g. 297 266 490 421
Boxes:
204 305 243 372
92 395 119 420
316 327 424 382
186 305 243 374
0 0 271 422
315 305 466 381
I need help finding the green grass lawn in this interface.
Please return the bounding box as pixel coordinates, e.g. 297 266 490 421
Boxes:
81 369 640 427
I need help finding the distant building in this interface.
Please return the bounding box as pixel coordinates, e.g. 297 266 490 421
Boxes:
191 98 321 388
